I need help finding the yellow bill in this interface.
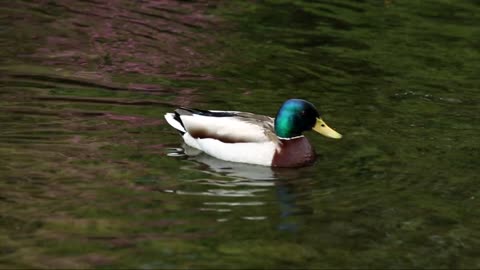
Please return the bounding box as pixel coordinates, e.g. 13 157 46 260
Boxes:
312 118 342 139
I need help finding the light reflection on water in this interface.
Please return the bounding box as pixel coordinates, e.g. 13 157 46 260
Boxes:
164 145 315 229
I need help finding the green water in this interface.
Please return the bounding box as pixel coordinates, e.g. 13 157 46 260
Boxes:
1 0 479 268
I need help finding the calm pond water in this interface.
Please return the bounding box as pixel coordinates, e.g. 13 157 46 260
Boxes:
1 0 479 268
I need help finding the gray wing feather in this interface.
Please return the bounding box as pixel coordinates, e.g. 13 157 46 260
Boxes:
233 112 281 146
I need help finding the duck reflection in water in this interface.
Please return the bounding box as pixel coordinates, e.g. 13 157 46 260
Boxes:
170 144 315 232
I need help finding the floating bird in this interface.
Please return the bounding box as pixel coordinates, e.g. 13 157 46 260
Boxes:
164 99 342 167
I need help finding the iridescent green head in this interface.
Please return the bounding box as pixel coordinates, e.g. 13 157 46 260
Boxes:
274 99 342 139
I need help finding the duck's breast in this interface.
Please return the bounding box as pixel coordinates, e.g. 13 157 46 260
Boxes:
272 137 316 168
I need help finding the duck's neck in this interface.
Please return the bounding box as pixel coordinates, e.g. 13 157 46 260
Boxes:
277 135 304 140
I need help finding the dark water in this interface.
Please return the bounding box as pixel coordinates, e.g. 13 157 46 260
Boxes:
1 0 479 268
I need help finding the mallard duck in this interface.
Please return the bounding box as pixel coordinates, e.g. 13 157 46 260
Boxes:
164 99 342 167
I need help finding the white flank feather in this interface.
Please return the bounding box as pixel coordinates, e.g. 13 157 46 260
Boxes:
196 138 276 166
164 113 186 133
182 133 201 150
179 114 269 142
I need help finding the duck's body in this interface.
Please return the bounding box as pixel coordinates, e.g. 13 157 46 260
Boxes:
164 99 341 167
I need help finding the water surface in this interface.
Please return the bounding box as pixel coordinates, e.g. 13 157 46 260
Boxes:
1 0 479 268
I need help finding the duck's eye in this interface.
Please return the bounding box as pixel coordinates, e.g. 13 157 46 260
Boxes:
321 124 325 127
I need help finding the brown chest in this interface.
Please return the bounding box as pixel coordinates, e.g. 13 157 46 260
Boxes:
272 137 316 168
